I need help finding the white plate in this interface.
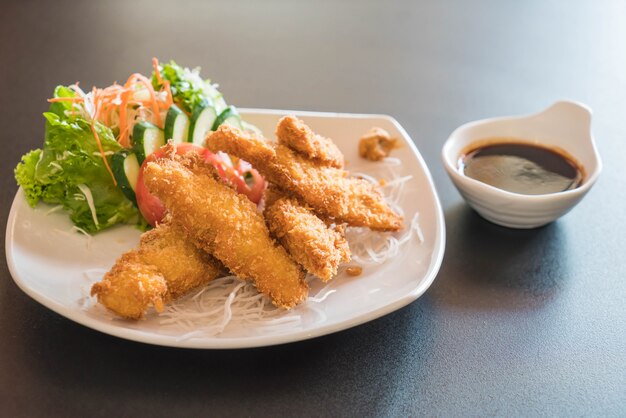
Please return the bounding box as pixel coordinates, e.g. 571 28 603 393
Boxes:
5 109 445 349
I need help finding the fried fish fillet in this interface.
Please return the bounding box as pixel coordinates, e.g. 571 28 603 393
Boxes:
90 252 167 319
90 221 222 319
275 115 344 168
143 152 308 308
206 124 403 231
138 219 222 299
264 187 350 281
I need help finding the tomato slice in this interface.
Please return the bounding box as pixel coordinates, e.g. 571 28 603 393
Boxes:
240 168 266 203
207 152 266 203
135 143 266 226
135 144 209 226
135 166 166 227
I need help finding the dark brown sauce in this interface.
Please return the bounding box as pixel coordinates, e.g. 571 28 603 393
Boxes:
458 139 584 195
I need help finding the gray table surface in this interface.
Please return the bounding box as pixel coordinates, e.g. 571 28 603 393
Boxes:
1 1 625 416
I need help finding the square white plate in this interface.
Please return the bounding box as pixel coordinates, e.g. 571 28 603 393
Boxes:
5 109 445 348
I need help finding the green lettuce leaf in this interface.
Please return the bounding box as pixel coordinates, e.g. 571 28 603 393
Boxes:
152 60 227 114
14 86 144 233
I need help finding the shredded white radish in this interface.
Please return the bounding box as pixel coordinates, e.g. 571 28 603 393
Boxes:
48 161 63 173
77 184 99 227
52 228 72 237
53 225 93 249
307 287 337 303
72 226 93 249
381 157 402 166
62 150 77 159
159 276 302 338
71 225 92 237
347 212 422 265
44 205 63 215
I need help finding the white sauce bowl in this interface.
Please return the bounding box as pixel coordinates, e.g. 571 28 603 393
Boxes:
442 101 602 228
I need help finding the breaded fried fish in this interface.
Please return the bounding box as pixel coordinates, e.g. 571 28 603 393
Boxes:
264 187 350 281
206 123 403 231
143 151 308 308
91 252 167 320
138 218 222 299
91 220 222 319
275 115 344 168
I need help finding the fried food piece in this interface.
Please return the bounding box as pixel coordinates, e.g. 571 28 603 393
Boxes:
143 152 308 308
206 125 403 231
91 252 167 320
90 221 222 319
358 127 398 161
137 219 222 299
262 184 284 209
265 189 350 281
275 115 344 168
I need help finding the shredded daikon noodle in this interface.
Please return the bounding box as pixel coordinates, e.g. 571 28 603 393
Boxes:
77 184 99 227
53 225 93 249
155 157 424 339
160 276 303 338
44 205 63 215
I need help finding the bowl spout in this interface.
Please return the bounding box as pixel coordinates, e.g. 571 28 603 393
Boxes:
532 100 593 141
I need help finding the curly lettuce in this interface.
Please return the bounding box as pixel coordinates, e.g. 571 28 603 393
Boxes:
14 86 144 233
152 60 227 115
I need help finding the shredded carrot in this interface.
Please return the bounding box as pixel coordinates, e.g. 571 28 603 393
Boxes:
152 57 163 85
124 73 162 127
89 121 117 186
47 97 85 103
164 81 173 107
152 58 174 109
47 58 173 150
86 87 117 186
117 89 131 147
91 87 101 120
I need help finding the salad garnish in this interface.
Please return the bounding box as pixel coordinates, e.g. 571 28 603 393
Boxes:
15 58 266 233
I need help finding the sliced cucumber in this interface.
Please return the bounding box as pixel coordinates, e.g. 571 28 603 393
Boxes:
212 106 243 131
189 100 218 146
164 104 190 144
111 150 140 205
132 121 165 164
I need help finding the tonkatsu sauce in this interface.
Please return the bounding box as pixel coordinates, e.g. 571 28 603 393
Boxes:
458 139 584 195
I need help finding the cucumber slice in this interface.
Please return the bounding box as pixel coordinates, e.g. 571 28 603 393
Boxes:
164 104 189 144
189 100 217 146
111 150 140 205
132 121 165 164
212 106 243 131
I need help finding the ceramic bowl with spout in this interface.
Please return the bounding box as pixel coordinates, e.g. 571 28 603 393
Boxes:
442 101 602 229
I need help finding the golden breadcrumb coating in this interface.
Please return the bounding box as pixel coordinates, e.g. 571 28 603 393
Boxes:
91 252 168 320
206 124 403 231
90 221 222 319
143 153 308 308
275 115 344 168
265 190 350 281
137 219 222 299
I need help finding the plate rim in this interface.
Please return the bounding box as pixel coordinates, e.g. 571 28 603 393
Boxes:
5 109 446 349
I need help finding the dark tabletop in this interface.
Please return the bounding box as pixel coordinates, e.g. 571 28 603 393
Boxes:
1 1 625 416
